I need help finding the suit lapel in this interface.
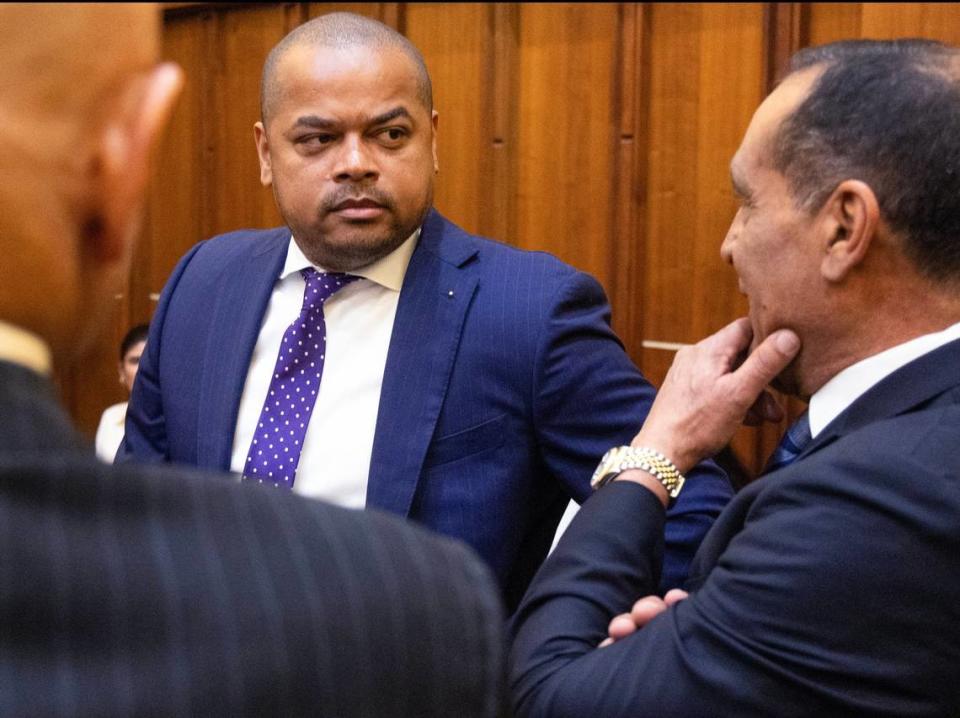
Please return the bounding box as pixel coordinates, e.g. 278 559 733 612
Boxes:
196 230 289 470
687 337 960 590
366 211 479 516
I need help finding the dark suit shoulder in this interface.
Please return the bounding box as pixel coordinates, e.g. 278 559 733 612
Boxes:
0 455 505 717
422 210 582 282
191 226 290 262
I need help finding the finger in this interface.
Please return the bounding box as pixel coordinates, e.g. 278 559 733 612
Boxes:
700 317 755 366
598 637 614 648
732 329 800 404
663 588 689 606
608 613 639 640
630 595 668 627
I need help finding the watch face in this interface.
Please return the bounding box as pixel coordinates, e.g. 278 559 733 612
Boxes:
591 447 624 489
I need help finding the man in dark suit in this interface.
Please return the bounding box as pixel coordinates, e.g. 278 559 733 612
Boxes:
0 5 505 716
120 11 732 610
510 39 960 716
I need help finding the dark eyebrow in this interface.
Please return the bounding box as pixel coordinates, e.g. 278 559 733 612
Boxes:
290 115 337 131
370 106 412 126
288 107 413 133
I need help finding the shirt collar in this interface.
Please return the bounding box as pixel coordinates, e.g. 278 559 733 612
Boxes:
808 319 960 437
280 228 420 292
0 320 53 376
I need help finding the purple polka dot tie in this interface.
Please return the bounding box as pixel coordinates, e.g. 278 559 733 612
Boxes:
243 268 358 487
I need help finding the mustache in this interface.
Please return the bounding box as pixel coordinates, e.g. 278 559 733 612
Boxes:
320 186 394 212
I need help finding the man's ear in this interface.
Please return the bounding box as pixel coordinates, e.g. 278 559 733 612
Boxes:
89 62 183 263
254 121 273 186
819 179 880 282
431 109 439 174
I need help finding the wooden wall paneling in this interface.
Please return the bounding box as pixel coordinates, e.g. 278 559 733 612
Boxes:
804 1 960 47
806 3 862 46
489 3 520 245
691 4 764 340
697 3 770 475
609 2 648 363
641 2 705 385
405 3 493 237
764 3 807 89
306 4 397 26
515 3 620 291
640 3 766 475
140 11 210 319
206 4 291 238
859 3 960 43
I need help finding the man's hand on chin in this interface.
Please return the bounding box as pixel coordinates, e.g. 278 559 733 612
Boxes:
626 317 801 480
598 318 800 648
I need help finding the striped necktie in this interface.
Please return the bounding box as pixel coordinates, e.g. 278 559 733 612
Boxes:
763 411 812 475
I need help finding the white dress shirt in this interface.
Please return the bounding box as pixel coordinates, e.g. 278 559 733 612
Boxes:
95 402 127 463
230 231 419 507
808 320 960 438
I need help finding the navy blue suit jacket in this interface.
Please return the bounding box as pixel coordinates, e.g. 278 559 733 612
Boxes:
0 359 506 717
509 337 960 716
123 210 731 608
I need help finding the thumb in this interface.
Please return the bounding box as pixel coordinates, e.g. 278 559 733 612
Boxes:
733 329 800 398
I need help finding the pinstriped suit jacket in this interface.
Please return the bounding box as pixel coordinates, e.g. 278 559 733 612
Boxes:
122 209 732 610
0 360 505 717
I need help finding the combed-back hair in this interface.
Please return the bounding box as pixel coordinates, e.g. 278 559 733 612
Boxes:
773 39 960 283
260 12 432 124
119 324 149 361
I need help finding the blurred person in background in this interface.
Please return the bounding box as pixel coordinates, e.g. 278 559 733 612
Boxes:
95 323 148 462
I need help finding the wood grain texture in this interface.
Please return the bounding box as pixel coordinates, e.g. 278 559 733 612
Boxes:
406 3 491 237
206 5 289 237
515 3 620 291
56 2 960 479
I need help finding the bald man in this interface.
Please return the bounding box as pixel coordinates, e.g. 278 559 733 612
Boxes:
0 5 504 716
122 11 732 610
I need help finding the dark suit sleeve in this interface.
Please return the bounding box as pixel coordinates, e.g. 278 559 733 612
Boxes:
510 436 960 717
118 241 206 464
530 270 732 591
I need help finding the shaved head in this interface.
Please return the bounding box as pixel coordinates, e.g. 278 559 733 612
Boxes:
0 3 179 362
260 12 432 125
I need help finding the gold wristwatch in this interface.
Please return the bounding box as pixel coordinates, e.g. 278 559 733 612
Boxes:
590 446 686 505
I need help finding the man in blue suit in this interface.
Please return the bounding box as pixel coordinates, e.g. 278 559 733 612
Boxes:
121 12 731 609
510 39 960 716
0 5 507 715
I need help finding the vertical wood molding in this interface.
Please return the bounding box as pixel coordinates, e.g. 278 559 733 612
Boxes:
610 2 649 363
763 2 808 92
383 2 402 31
489 3 519 244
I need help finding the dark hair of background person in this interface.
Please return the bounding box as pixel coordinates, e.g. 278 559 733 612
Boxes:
119 324 150 361
773 38 960 284
259 11 433 124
